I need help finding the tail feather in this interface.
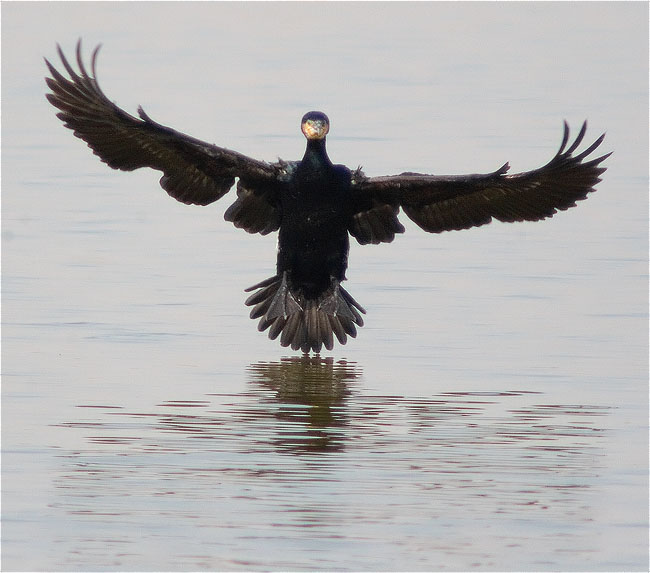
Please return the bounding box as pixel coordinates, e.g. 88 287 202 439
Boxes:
244 273 366 353
328 314 348 345
267 315 287 340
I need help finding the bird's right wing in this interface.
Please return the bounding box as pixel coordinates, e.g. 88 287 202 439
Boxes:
45 40 279 209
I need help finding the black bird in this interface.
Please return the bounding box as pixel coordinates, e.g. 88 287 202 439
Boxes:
45 42 610 353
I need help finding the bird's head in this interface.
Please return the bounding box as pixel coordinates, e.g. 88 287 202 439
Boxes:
301 111 330 140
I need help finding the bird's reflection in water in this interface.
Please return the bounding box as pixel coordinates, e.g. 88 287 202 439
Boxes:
243 356 362 453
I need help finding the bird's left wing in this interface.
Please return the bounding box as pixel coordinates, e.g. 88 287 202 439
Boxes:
349 122 610 242
45 41 279 208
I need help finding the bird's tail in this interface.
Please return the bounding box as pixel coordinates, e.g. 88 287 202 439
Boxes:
244 273 366 353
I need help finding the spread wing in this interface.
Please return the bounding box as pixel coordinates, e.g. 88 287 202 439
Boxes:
45 40 280 219
350 122 610 244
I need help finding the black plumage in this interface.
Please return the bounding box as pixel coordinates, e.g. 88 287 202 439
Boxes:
45 41 611 353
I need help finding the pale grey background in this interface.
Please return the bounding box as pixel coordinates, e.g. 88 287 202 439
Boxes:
2 2 648 571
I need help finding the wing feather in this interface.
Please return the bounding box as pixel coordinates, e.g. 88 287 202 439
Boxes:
351 122 610 235
45 40 278 207
224 179 281 235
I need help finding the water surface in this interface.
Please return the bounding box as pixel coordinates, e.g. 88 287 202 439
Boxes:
2 2 648 571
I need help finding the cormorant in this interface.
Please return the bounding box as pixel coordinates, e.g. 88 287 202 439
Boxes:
45 42 610 353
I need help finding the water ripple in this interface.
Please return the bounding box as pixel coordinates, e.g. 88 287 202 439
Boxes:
46 356 616 569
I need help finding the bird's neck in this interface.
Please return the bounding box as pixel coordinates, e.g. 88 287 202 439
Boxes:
302 138 332 171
